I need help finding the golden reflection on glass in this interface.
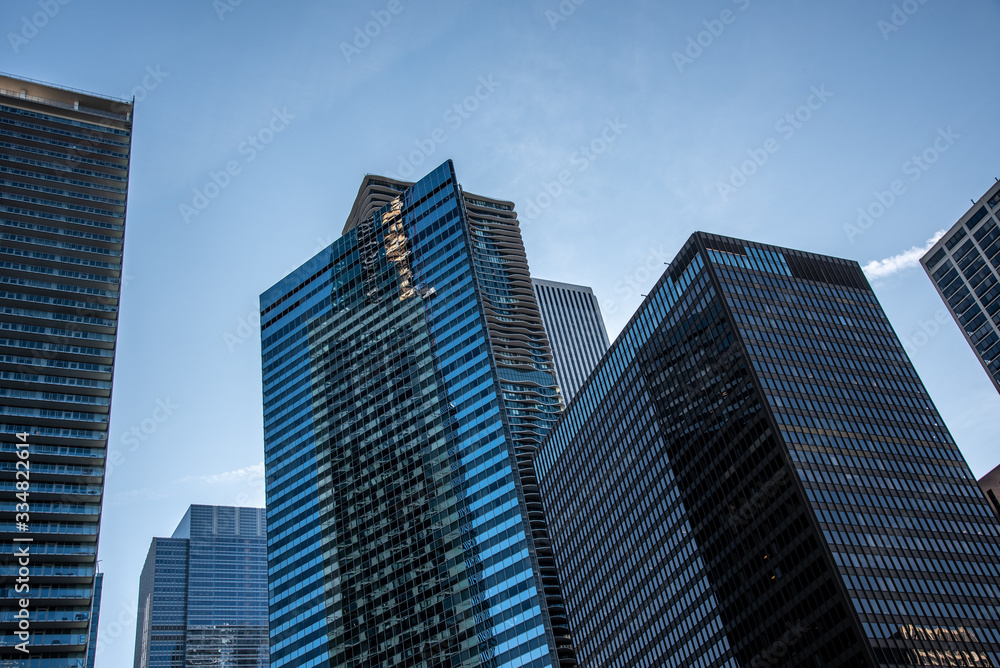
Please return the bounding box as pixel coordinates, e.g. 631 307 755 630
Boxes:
382 197 416 300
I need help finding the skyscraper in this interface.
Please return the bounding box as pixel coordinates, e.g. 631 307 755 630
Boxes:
537 232 1000 667
260 161 575 667
132 505 268 668
921 179 1000 393
981 465 1000 520
0 74 133 666
531 278 610 403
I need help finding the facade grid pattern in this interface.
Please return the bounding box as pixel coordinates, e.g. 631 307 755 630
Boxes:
537 232 1000 667
0 74 133 668
531 279 610 403
922 180 1000 393
132 505 268 668
260 161 575 668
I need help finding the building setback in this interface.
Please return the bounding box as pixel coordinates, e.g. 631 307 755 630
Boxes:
260 161 575 667
0 74 133 666
536 232 1000 667
132 505 268 668
921 179 1000 393
981 465 1000 520
532 278 610 403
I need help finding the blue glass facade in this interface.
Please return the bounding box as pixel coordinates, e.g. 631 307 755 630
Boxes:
538 233 1000 667
261 161 573 667
132 505 268 668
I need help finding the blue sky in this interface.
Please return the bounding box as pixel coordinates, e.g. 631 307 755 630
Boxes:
3 0 999 663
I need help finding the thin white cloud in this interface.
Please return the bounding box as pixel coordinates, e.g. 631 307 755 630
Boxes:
863 230 946 280
177 462 265 485
104 463 266 508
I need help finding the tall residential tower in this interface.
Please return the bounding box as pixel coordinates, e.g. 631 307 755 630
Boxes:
921 179 1000 393
0 74 133 666
531 279 610 403
537 233 1000 667
261 162 575 667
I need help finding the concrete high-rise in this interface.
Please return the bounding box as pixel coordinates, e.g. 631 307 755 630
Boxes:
132 505 268 668
531 279 610 403
261 161 575 667
0 74 133 666
537 232 1000 667
921 179 1000 393
981 465 1000 520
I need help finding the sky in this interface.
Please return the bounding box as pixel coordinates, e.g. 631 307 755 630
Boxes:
2 0 999 664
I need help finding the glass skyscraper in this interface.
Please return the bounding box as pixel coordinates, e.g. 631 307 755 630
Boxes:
537 232 1000 667
260 161 575 667
132 505 268 668
531 278 610 403
921 179 1000 393
0 74 133 667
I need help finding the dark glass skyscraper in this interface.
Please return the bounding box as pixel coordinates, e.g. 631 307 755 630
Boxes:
531 278 610 403
260 161 575 667
0 74 133 667
921 179 1000 393
132 505 268 668
537 232 1000 667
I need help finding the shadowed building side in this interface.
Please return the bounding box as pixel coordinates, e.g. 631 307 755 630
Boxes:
537 232 1000 667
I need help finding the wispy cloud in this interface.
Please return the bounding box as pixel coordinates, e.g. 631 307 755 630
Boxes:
177 462 264 485
863 230 946 280
107 463 266 507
